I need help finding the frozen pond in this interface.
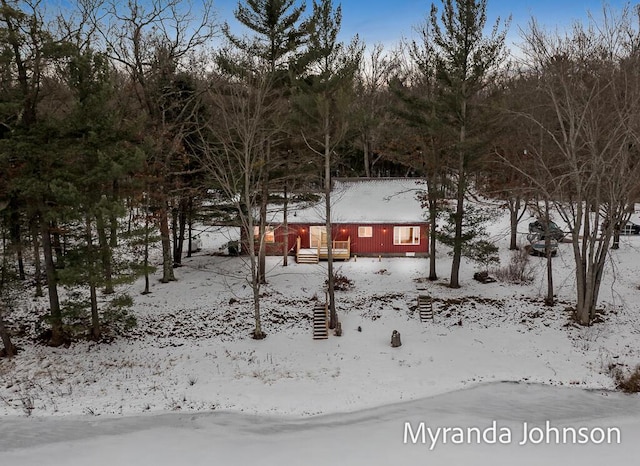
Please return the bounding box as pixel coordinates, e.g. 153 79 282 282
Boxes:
2 382 639 465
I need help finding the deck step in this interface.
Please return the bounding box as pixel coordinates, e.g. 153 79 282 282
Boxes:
297 253 319 264
418 295 434 321
313 303 328 339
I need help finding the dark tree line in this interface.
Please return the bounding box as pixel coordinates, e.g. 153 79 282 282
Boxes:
2 0 639 357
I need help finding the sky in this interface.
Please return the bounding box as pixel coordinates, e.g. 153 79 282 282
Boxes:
214 0 633 50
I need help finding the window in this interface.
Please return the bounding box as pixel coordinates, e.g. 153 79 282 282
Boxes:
309 226 327 248
393 226 420 245
253 226 275 243
358 226 372 238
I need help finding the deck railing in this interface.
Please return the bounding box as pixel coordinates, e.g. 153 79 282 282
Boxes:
318 236 350 259
296 235 351 261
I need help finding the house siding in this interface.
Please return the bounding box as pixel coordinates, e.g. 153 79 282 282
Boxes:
272 222 429 257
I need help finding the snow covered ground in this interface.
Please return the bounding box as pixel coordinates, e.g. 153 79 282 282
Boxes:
2 383 639 465
1 206 639 463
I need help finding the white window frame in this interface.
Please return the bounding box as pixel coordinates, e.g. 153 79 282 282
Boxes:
393 226 420 245
358 226 373 238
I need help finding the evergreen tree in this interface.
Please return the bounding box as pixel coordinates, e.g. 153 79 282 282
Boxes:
0 0 75 345
294 0 363 328
426 0 508 288
389 37 449 281
0 203 18 357
53 45 143 340
220 0 309 285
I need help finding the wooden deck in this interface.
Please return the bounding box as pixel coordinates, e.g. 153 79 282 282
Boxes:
296 237 350 263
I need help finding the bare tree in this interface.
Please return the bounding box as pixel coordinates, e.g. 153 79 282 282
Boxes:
220 0 309 285
354 43 396 177
515 6 640 324
195 67 283 340
96 0 216 283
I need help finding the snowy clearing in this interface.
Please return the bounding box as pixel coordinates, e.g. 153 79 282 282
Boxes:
1 207 639 463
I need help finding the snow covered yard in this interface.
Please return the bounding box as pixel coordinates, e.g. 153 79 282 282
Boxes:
1 219 640 417
1 212 639 463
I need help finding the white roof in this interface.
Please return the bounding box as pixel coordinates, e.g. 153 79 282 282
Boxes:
269 178 428 224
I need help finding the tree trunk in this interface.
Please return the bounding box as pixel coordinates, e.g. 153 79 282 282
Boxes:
178 197 187 262
9 201 25 280
158 202 175 283
109 179 119 247
509 197 521 250
427 180 438 281
450 105 467 289
573 205 591 325
51 221 64 269
186 197 193 258
0 306 14 358
611 222 620 250
96 213 114 294
449 168 465 288
282 183 289 267
244 154 264 340
258 182 268 284
171 204 179 265
30 218 43 297
172 198 188 267
142 206 151 295
543 199 554 306
85 215 101 340
363 138 371 178
41 217 64 346
325 127 337 329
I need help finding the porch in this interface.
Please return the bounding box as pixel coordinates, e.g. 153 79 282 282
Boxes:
296 236 351 264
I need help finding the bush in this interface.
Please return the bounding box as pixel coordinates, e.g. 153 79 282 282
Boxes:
494 248 534 284
102 294 137 337
610 364 640 393
326 271 354 291
39 292 137 341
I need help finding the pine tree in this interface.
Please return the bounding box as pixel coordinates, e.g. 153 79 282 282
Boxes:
389 37 448 281
220 0 309 285
0 0 75 345
294 0 363 328
53 45 143 340
427 0 508 288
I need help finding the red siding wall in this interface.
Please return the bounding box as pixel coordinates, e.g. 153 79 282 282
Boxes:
272 223 429 257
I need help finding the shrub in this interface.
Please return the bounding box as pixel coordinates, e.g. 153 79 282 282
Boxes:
610 364 640 393
326 271 354 291
102 294 137 336
494 248 534 284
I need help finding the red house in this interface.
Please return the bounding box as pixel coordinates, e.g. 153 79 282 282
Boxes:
260 178 429 263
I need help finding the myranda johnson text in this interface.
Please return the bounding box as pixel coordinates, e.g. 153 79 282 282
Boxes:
403 421 621 450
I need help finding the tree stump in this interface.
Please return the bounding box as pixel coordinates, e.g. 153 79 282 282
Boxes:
391 330 402 347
